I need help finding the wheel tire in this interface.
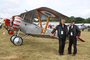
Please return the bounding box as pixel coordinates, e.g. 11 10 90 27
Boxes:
10 35 16 42
13 36 23 46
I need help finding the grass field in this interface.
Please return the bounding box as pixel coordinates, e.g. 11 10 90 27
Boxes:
0 28 90 60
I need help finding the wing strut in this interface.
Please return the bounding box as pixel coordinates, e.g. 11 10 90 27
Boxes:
43 17 50 34
37 12 43 33
37 11 50 34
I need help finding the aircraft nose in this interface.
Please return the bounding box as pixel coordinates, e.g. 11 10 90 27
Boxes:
11 16 21 31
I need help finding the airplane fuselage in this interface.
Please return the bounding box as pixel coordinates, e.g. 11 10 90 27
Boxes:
20 20 58 39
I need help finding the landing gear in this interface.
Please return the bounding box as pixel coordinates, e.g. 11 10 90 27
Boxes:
10 29 28 46
10 35 16 42
13 36 23 46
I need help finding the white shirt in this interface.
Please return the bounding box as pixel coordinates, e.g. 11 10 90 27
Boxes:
71 26 73 28
62 25 64 28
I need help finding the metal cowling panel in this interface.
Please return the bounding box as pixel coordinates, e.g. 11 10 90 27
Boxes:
12 16 21 31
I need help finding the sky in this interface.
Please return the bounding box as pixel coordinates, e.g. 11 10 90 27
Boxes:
0 0 90 19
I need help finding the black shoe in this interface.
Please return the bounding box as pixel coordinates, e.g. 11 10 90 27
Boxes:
59 53 64 55
60 53 62 55
72 54 76 56
68 53 71 54
62 53 64 55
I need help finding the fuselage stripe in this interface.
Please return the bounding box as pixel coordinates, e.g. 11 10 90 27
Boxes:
13 24 20 27
14 20 21 23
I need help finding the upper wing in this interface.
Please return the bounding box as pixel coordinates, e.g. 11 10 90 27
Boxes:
20 7 69 22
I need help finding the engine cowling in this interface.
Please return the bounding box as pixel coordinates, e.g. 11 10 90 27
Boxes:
11 16 21 31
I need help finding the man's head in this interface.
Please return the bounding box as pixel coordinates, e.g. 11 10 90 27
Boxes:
61 19 65 25
70 20 75 26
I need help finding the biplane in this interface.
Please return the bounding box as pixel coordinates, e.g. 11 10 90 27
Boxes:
2 7 85 46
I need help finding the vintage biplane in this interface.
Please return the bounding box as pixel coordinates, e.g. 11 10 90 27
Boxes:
2 7 85 46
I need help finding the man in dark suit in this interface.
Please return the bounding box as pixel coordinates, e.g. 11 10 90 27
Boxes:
50 19 68 55
68 20 81 56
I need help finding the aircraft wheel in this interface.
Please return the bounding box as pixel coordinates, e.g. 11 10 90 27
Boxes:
13 36 23 46
10 35 16 42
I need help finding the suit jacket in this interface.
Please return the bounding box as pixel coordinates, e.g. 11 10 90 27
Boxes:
68 25 81 36
51 23 68 38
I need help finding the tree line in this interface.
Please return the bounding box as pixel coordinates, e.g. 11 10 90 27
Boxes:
35 16 90 23
65 16 90 23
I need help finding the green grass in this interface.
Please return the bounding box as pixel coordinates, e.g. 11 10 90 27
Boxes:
0 28 90 60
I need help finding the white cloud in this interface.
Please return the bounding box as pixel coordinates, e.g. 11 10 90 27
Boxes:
0 0 90 19
82 9 90 18
0 13 12 18
0 0 20 18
